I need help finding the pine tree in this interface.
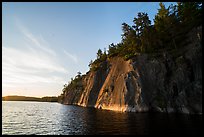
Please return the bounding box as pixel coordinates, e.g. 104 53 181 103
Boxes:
133 12 151 37
97 49 103 59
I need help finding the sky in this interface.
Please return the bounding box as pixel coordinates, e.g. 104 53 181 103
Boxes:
2 2 176 97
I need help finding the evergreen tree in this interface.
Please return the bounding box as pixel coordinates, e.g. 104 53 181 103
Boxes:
133 12 151 52
121 23 133 40
154 2 178 50
133 12 151 37
108 43 117 57
154 2 169 33
76 71 81 78
97 49 103 59
177 2 202 27
88 60 93 68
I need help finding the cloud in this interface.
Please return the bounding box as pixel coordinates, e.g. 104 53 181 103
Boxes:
15 17 56 56
2 17 83 97
63 50 78 63
2 19 69 90
2 46 67 86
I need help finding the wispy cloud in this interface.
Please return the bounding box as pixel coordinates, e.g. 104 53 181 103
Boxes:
63 50 78 63
2 17 84 97
3 18 68 90
2 46 67 85
15 17 56 56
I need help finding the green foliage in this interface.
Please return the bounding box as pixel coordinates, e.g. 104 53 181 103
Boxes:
60 2 202 99
121 23 133 40
87 2 202 68
90 61 100 71
178 2 202 26
154 2 169 28
97 49 103 59
133 12 151 37
124 53 137 61
62 71 85 97
89 48 108 71
75 71 82 79
108 43 117 57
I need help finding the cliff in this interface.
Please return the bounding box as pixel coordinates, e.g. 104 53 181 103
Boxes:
60 25 202 114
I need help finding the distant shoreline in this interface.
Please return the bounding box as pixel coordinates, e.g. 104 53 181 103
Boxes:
2 100 58 103
2 95 58 102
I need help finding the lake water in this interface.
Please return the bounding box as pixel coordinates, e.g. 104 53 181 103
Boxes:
2 101 202 135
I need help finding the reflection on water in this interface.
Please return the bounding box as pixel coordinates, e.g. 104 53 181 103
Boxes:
2 101 202 135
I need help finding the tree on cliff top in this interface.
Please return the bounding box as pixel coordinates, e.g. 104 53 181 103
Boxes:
97 49 103 59
62 2 202 96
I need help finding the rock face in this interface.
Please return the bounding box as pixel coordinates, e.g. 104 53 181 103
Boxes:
61 26 202 114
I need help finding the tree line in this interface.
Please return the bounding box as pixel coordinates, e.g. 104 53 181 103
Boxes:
2 95 59 102
88 2 202 71
61 2 202 96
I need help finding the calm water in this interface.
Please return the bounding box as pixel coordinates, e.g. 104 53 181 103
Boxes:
2 101 202 135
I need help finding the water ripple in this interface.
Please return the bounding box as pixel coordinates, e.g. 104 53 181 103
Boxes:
2 101 202 135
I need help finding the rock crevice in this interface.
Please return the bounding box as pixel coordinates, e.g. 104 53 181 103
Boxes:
61 26 202 114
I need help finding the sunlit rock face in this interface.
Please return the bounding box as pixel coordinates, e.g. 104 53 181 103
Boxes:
61 26 202 114
93 57 148 112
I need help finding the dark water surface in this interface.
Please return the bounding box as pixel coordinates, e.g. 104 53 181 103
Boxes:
2 101 202 135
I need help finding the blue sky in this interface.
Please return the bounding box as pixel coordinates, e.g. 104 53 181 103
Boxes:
2 2 176 97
